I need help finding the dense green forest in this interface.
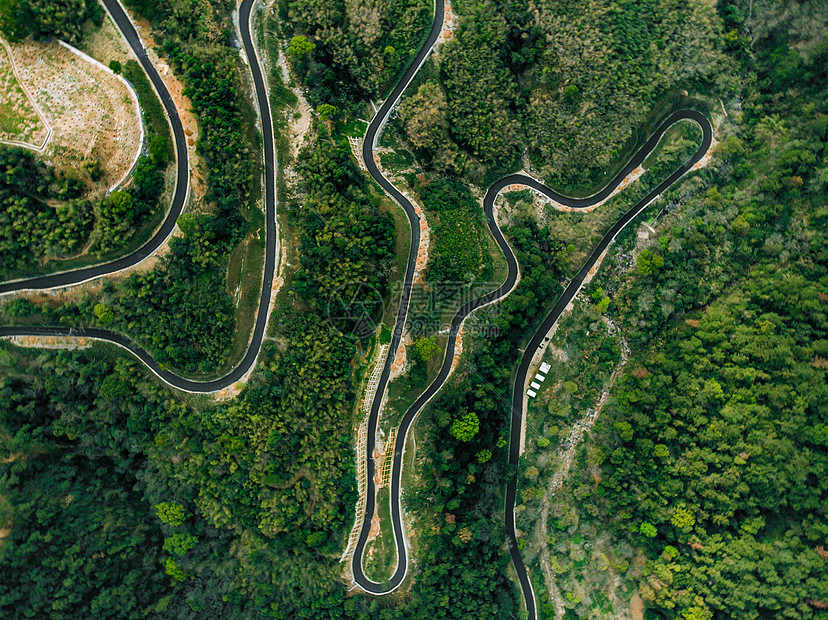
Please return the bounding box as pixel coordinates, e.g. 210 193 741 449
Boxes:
291 136 395 317
0 130 394 620
1 0 826 618
0 147 91 271
420 177 493 284
277 0 431 109
510 0 828 617
0 0 103 43
0 60 398 620
587 6 828 613
0 143 166 277
399 0 729 188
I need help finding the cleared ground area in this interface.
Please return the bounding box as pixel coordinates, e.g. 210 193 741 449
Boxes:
0 39 48 149
3 36 142 191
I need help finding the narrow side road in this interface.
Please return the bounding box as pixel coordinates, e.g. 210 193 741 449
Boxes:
0 0 278 393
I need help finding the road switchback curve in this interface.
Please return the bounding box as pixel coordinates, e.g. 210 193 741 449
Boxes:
350 9 712 612
0 0 278 393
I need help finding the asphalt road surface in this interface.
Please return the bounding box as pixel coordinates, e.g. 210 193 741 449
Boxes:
350 0 445 596
499 110 712 620
0 0 278 393
352 36 713 614
0 0 712 613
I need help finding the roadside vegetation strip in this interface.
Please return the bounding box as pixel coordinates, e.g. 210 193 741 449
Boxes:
0 0 278 394
350 0 445 595
340 343 390 571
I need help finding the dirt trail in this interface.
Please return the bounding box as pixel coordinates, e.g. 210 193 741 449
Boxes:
533 316 630 618
273 43 311 161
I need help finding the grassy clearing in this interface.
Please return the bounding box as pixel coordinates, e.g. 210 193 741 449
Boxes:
376 191 412 338
334 117 368 140
222 233 265 362
0 84 37 136
384 195 412 286
642 119 703 170
261 23 297 338
379 149 415 170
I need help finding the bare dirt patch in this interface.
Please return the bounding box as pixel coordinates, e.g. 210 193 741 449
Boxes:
7 335 92 350
367 509 381 542
389 335 409 380
630 591 645 620
273 42 312 161
5 38 142 191
435 0 457 47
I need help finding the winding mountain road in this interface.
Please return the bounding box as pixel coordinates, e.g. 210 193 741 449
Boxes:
350 0 445 595
349 1 712 614
0 0 712 614
0 0 277 393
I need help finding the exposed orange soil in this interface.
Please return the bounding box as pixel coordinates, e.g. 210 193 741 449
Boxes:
436 0 456 46
582 247 609 286
630 592 645 620
129 13 207 207
8 335 92 349
692 137 717 170
367 510 381 542
412 202 431 282
373 447 382 485
389 336 408 380
449 327 464 373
